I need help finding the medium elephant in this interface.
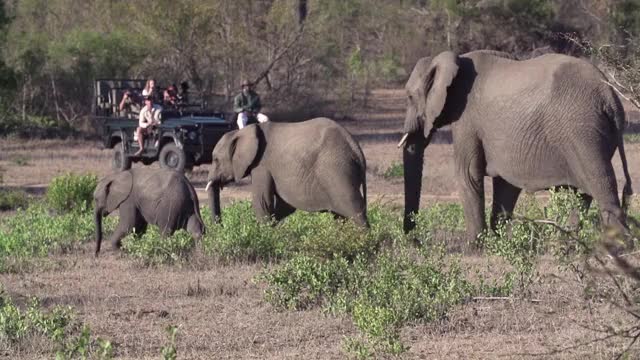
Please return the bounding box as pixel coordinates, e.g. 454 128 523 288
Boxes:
399 50 633 242
94 168 205 256
205 117 368 226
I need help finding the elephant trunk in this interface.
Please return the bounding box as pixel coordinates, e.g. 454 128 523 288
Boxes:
94 207 103 257
207 181 222 224
402 132 428 233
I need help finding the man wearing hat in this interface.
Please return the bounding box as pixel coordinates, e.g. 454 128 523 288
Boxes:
233 79 269 129
135 95 162 156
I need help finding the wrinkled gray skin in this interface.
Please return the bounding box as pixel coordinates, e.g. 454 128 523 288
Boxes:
94 168 204 256
401 50 633 242
206 117 368 226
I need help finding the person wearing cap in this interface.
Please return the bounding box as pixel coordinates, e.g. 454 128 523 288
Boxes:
135 95 162 156
233 79 269 129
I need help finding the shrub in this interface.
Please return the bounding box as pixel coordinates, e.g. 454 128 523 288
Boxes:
46 173 97 213
282 212 381 260
0 288 113 359
201 202 401 263
261 246 472 356
201 201 290 262
122 228 196 266
0 190 29 211
382 162 403 179
0 202 112 271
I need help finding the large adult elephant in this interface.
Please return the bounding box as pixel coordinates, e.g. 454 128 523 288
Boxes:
205 117 368 226
399 50 633 242
94 168 205 256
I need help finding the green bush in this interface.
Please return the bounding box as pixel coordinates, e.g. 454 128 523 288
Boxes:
382 162 403 179
201 201 290 262
261 247 472 356
201 202 400 263
122 228 196 266
0 202 112 271
46 173 97 213
0 288 113 359
0 190 29 211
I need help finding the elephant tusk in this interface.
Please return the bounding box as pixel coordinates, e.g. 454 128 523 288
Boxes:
205 181 213 192
397 133 409 148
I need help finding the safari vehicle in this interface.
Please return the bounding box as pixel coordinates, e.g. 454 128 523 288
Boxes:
93 79 233 172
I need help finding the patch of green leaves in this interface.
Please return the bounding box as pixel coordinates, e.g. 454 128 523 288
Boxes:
161 325 178 360
382 162 403 179
11 155 30 166
0 189 29 211
262 246 472 356
46 173 97 213
0 203 108 271
122 228 196 266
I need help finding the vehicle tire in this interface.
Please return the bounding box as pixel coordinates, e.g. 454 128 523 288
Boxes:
112 143 132 171
159 142 187 172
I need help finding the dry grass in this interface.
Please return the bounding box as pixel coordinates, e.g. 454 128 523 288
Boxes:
1 89 640 358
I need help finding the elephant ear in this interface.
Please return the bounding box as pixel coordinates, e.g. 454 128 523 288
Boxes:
231 125 259 181
405 51 459 138
94 171 133 213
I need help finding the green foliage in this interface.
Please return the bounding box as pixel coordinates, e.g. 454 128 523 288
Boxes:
0 189 30 211
0 289 113 359
11 155 29 166
624 133 640 143
480 188 601 293
261 246 472 356
409 202 466 247
201 201 289 262
382 162 403 179
612 0 640 38
46 173 97 213
122 228 196 266
0 202 112 272
161 325 178 360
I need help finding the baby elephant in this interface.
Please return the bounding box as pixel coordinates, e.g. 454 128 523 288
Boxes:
94 168 204 256
205 117 368 226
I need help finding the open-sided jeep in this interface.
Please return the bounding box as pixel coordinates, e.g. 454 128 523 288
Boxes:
93 79 233 172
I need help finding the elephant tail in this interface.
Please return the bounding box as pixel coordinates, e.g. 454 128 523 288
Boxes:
186 180 205 234
618 132 633 211
609 95 633 211
362 168 367 215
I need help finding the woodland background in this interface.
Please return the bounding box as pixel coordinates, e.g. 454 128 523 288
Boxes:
1 0 640 135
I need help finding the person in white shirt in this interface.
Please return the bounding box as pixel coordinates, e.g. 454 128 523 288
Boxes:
135 95 162 156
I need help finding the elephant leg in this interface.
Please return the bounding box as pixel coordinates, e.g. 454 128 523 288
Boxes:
250 167 276 221
328 181 369 228
134 211 148 237
490 177 522 231
572 151 628 238
456 156 486 244
109 205 137 250
273 195 296 222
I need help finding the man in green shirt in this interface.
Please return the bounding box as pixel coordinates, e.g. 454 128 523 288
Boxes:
233 79 269 129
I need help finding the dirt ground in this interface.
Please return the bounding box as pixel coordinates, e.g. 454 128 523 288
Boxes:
1 89 640 358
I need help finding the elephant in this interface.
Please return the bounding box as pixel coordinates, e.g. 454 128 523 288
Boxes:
94 167 205 256
399 50 633 243
205 117 368 226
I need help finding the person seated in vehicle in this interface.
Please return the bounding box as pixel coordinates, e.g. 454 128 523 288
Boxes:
135 95 162 156
119 88 141 118
163 84 178 108
177 81 189 105
233 79 269 129
142 78 160 103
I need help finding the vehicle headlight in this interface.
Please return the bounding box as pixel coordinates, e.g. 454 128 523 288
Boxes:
188 131 198 141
